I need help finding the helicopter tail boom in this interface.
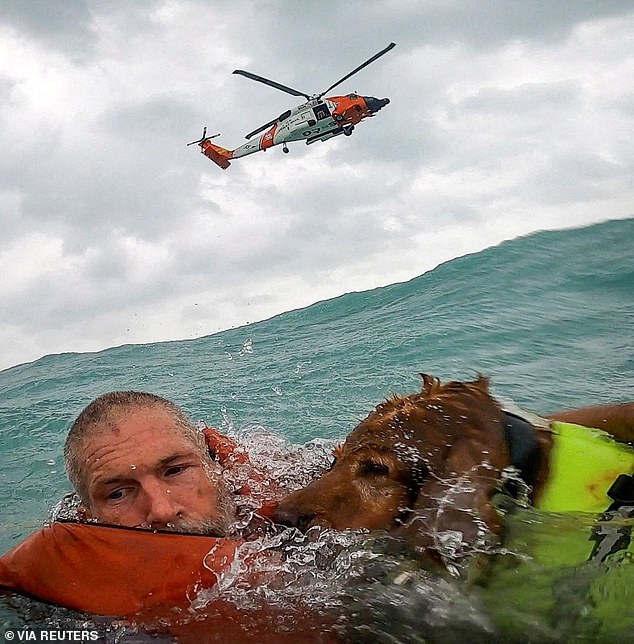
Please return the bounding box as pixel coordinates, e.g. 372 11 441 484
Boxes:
200 139 233 169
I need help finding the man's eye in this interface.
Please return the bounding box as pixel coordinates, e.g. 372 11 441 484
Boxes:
106 488 127 501
165 464 188 477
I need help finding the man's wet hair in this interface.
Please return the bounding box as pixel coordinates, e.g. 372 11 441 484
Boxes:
64 391 205 502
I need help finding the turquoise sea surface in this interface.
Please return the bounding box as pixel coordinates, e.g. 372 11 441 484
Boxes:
1 217 633 641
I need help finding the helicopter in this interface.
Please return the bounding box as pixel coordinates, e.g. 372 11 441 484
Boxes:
188 42 395 169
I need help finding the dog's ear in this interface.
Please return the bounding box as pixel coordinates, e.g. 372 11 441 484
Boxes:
398 440 506 557
473 373 490 394
420 373 440 396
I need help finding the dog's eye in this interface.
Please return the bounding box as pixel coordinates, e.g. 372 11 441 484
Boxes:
360 460 390 476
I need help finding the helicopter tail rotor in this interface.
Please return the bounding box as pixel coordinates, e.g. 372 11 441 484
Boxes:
187 127 232 168
186 127 221 147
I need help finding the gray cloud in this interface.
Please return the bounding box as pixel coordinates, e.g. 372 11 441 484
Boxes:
0 0 95 59
1 1 633 370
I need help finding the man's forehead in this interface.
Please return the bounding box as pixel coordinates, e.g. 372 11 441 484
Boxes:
113 403 173 423
81 423 205 473
81 412 199 454
101 404 180 433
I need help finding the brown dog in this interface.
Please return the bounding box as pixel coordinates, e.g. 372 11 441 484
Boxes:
272 374 633 561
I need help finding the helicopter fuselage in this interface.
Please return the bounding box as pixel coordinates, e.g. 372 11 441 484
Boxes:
198 93 389 168
231 93 389 159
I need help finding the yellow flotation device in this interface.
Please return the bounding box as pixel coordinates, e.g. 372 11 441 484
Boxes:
536 421 634 514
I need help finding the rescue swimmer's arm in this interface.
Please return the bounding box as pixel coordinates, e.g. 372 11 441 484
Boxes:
548 402 634 443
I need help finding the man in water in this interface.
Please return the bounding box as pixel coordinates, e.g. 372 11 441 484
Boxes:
0 391 273 619
64 391 237 535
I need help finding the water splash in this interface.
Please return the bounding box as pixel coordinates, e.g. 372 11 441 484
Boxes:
27 423 634 642
238 338 254 356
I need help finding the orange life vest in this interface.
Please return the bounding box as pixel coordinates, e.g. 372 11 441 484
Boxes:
0 428 277 620
0 521 243 618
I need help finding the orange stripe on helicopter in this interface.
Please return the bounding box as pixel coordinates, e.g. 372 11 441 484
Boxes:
260 123 278 151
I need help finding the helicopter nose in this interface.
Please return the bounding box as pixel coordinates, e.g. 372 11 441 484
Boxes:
363 96 390 113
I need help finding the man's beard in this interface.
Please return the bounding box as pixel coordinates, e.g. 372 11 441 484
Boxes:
160 479 237 537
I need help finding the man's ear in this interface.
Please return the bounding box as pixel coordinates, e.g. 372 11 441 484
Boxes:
76 503 93 520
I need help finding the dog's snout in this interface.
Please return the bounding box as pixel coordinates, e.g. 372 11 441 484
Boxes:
272 504 315 531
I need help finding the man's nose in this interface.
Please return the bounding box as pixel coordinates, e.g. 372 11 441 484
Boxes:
143 481 180 527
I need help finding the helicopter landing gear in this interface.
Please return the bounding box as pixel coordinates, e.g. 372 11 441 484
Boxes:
343 124 354 136
282 143 289 153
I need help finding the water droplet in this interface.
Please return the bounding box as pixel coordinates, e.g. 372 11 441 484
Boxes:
239 338 253 356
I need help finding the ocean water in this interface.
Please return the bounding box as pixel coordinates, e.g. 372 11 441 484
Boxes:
0 217 633 641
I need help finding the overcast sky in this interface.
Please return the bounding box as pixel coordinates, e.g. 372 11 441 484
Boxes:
1 1 632 371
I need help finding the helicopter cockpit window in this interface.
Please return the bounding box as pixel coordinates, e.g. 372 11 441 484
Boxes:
278 110 292 122
348 93 359 99
313 103 331 121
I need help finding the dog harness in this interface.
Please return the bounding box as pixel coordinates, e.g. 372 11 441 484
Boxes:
536 421 634 514
503 413 634 513
503 414 634 563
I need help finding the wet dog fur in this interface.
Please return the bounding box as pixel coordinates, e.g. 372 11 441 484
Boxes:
273 374 634 563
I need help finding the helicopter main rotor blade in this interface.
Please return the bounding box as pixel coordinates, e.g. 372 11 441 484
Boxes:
233 69 311 100
245 117 279 140
319 42 396 98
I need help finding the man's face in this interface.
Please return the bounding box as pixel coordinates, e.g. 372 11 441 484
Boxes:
80 406 234 534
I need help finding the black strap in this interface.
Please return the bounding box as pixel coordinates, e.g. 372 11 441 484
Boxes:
588 473 634 562
502 411 541 490
606 473 634 511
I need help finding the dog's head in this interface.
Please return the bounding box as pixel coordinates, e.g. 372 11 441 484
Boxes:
273 374 511 554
